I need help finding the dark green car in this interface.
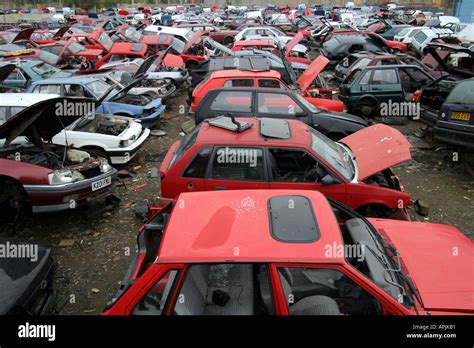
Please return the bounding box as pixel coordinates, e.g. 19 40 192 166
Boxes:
339 64 434 117
0 60 73 89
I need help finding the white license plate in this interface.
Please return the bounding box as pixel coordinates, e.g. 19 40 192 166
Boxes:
91 176 112 191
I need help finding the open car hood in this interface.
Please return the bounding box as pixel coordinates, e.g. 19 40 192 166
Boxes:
0 64 15 83
133 53 159 79
284 31 304 55
0 97 97 148
340 124 412 181
184 30 209 53
296 55 329 93
371 219 474 313
12 28 35 43
103 77 144 103
52 26 70 40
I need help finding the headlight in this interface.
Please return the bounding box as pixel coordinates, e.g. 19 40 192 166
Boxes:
120 139 134 147
100 159 113 173
48 170 85 185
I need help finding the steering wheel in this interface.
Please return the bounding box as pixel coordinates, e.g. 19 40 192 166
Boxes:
304 162 319 182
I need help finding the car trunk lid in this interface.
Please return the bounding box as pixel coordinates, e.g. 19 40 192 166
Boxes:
296 55 329 93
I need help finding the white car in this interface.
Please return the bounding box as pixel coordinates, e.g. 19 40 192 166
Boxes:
143 25 193 43
411 28 454 55
0 93 150 165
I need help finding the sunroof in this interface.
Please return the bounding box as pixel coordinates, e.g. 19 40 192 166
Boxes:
130 43 143 52
260 118 291 139
207 116 253 133
268 195 320 243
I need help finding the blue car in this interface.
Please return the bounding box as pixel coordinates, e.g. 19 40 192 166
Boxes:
26 76 165 127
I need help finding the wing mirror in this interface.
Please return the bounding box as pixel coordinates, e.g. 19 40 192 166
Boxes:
321 174 335 186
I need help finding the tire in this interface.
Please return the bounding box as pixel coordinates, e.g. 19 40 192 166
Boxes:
0 179 27 223
358 99 378 117
357 204 392 218
186 60 198 70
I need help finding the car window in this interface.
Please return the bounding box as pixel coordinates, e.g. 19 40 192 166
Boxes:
351 57 371 71
107 54 127 63
371 69 398 85
132 269 179 315
169 124 201 170
358 71 371 85
223 79 254 87
397 28 410 37
278 267 383 315
34 84 62 94
0 106 7 123
413 30 428 44
211 147 265 181
10 106 25 115
183 147 212 178
446 80 474 104
173 264 274 315
269 148 329 183
257 93 303 115
42 46 62 55
379 59 398 65
258 79 282 88
210 91 252 113
64 84 89 97
6 68 26 81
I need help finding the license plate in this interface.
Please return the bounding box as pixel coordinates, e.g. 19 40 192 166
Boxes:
451 112 471 121
91 176 111 191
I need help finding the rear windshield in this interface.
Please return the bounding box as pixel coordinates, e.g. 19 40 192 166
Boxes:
446 80 474 104
397 28 410 37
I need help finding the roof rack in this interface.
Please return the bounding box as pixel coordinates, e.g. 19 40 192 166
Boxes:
206 115 253 133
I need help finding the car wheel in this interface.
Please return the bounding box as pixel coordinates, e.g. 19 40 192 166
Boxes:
357 204 392 218
186 61 198 70
358 99 377 117
0 180 27 223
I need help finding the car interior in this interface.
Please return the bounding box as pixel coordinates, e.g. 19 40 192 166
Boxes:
269 148 328 182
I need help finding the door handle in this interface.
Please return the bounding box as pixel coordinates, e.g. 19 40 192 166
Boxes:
214 187 227 190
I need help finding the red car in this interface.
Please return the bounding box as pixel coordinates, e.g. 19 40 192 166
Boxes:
38 39 103 68
159 117 412 220
104 189 473 315
30 26 69 45
190 55 343 112
63 28 114 52
174 24 238 45
0 97 117 220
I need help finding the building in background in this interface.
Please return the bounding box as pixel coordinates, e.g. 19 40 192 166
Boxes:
451 0 474 23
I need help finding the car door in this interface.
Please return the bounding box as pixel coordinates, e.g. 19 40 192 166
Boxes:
266 147 347 204
368 68 403 104
204 146 269 191
3 68 27 88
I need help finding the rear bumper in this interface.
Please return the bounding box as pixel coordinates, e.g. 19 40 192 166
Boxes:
434 122 474 149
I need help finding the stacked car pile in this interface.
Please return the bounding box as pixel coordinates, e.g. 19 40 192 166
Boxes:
0 4 472 317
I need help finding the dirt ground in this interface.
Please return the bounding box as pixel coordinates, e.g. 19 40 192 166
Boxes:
0 82 473 315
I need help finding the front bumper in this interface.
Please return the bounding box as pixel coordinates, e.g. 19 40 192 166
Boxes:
24 169 118 213
138 104 166 126
108 128 151 164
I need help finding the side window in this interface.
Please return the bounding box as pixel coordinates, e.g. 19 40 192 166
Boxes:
211 147 265 181
6 68 26 81
278 267 383 315
209 91 252 113
258 79 282 88
132 269 179 315
64 84 89 97
358 71 371 85
173 264 274 315
379 59 398 65
10 106 25 116
371 69 398 85
223 79 254 88
34 84 61 94
183 147 212 178
257 93 303 115
107 54 126 63
0 106 7 124
268 148 328 183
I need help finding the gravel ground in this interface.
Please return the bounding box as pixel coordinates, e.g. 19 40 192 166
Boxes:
0 77 472 315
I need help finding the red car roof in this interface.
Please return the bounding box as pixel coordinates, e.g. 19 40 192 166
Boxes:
209 69 281 80
157 189 345 263
233 39 278 47
195 117 311 146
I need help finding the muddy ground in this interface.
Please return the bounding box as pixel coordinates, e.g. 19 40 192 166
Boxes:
0 83 473 315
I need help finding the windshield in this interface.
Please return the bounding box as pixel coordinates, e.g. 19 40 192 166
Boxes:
86 79 115 98
99 32 113 51
294 93 319 113
309 127 355 181
4 33 16 43
31 62 61 77
184 30 194 41
396 28 410 37
170 36 185 53
67 42 86 53
446 80 474 104
37 50 59 65
124 27 141 42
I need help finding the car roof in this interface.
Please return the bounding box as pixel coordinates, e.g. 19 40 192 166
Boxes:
195 116 311 146
210 69 280 79
109 42 146 53
32 76 102 84
234 39 278 46
157 189 345 263
0 93 59 107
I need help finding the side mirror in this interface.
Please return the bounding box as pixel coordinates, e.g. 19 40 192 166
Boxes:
321 174 335 186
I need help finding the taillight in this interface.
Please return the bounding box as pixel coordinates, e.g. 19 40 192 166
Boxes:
412 90 421 103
